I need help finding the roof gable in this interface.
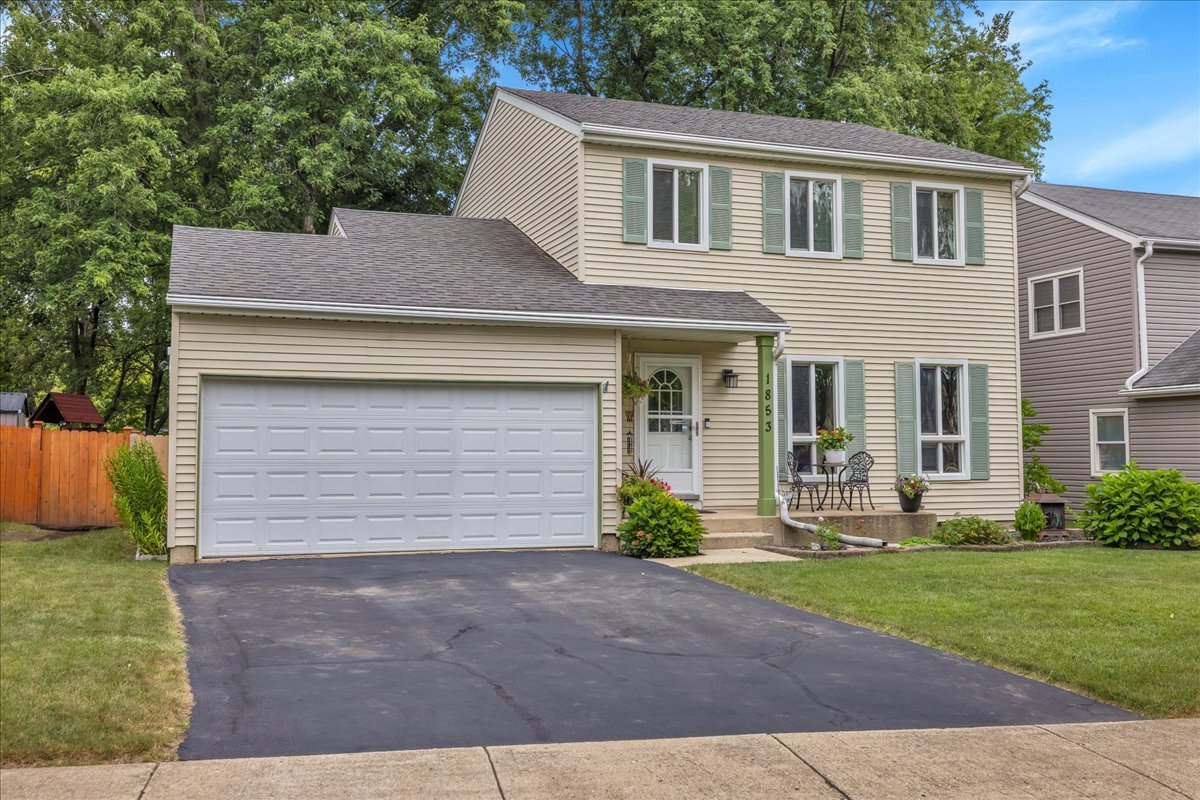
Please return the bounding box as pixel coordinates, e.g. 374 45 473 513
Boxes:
501 87 1027 174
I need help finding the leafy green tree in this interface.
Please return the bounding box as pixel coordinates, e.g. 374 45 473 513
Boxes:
1022 398 1068 495
506 0 1051 170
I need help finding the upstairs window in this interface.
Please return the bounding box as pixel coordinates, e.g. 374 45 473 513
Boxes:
649 159 708 250
1030 270 1084 338
786 172 841 258
914 182 964 266
918 360 967 477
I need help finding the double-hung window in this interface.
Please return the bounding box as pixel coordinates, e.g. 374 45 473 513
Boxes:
917 360 967 477
1029 270 1084 338
913 182 965 266
649 158 708 250
788 358 842 474
786 172 841 258
1090 409 1128 475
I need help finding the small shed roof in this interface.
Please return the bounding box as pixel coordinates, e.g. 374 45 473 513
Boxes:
30 393 106 427
0 392 29 414
1135 330 1200 390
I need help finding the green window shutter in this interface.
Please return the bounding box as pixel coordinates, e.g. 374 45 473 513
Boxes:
776 359 790 481
968 362 990 479
843 359 866 455
622 158 647 244
891 182 912 261
762 172 785 254
965 188 985 265
710 166 732 250
894 361 917 474
842 179 864 258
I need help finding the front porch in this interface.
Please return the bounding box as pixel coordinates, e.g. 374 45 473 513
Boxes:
696 507 937 550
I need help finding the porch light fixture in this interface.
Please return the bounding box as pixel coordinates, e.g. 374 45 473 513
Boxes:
722 369 739 389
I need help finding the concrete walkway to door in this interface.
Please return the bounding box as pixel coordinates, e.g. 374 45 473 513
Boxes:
3 720 1195 799
168 550 1135 761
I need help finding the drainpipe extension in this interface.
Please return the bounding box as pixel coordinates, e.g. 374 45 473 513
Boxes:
774 491 888 548
1125 239 1155 390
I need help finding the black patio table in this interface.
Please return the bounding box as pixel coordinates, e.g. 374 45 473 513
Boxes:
814 460 850 511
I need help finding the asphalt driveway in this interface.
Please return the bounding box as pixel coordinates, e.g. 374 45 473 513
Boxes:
170 551 1135 760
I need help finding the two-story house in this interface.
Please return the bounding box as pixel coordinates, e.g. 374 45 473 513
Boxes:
1017 183 1200 506
165 88 1033 563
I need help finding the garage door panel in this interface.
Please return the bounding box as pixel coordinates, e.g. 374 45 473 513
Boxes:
200 379 596 557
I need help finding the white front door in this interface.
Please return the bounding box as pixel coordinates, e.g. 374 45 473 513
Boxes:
636 355 702 499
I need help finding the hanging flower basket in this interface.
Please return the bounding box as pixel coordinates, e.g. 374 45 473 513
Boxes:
622 372 652 404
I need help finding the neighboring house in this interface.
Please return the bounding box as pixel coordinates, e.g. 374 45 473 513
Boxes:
1017 183 1200 505
0 392 31 427
165 88 1033 563
29 392 105 430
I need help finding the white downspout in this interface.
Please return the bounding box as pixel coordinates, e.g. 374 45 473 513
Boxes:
1014 174 1033 197
1125 240 1155 390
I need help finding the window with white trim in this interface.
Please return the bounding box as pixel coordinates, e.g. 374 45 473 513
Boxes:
786 172 841 258
913 182 964 265
918 360 967 477
1030 270 1084 338
649 159 708 250
1090 409 1128 475
788 359 842 474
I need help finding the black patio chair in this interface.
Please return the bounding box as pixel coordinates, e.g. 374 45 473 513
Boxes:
838 451 875 511
785 451 823 512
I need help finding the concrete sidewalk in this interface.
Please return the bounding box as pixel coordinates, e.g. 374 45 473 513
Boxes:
3 719 1195 799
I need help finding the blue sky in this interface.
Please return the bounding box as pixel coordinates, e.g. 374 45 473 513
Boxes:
496 1 1200 197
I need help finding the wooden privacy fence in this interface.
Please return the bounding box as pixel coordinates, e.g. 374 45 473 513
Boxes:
0 424 168 529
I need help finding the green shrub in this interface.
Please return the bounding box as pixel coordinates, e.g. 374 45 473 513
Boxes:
933 515 1013 546
898 536 939 547
814 523 844 550
105 440 167 556
1080 464 1200 549
1013 500 1045 542
616 475 671 509
617 490 706 558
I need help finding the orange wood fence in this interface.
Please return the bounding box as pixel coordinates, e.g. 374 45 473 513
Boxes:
0 425 167 529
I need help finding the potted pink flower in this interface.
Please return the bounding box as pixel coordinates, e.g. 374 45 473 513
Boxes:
894 473 931 513
816 427 854 465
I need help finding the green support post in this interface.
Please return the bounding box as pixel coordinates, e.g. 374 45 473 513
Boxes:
756 335 777 516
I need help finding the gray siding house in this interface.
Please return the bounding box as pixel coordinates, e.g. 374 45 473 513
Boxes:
1017 184 1200 506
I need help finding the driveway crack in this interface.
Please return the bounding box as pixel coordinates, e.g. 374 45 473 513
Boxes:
1036 725 1193 799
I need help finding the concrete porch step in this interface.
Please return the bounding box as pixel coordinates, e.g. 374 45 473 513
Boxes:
699 510 777 534
702 531 775 550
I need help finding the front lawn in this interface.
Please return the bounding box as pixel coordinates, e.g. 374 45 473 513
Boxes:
0 523 190 766
690 549 1199 718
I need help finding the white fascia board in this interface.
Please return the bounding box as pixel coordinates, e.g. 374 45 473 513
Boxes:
166 293 789 334
581 125 1033 179
1019 192 1141 246
1118 384 1200 398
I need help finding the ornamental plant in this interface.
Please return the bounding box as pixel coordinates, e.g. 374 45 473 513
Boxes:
617 490 706 558
1080 464 1200 549
894 473 932 499
622 372 652 403
815 427 853 450
616 475 673 508
814 520 844 550
1013 500 1045 541
933 515 1012 546
106 440 168 556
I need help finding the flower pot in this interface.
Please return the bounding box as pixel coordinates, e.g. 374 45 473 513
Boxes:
898 493 922 513
823 449 847 465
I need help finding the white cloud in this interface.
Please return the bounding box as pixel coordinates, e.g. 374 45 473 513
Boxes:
1072 107 1200 181
991 1 1145 64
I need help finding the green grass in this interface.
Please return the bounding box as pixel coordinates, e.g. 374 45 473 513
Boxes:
689 549 1200 718
0 523 190 766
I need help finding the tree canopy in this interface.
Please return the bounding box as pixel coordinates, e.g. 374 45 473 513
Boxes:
1 0 1050 432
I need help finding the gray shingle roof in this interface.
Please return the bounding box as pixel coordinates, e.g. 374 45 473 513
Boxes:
1135 329 1200 390
502 87 1026 171
0 392 28 413
168 211 785 329
1026 183 1200 242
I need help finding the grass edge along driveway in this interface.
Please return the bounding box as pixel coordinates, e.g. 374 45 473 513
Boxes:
689 548 1199 718
0 523 191 767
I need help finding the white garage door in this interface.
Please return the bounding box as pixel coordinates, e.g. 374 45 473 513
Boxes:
199 379 597 558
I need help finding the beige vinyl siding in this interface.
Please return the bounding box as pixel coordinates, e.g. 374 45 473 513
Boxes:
585 144 1023 518
1015 200 1138 506
168 313 621 550
1129 396 1200 482
1143 250 1200 365
456 100 581 275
